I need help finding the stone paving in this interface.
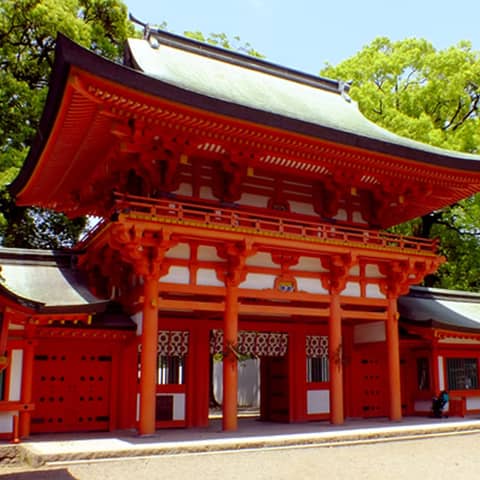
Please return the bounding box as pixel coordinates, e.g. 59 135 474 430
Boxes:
4 415 480 467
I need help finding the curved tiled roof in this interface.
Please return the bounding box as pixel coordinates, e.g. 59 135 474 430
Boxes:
399 286 480 333
126 33 480 168
0 248 107 313
10 32 480 217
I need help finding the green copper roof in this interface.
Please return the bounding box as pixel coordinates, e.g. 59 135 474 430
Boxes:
399 286 480 332
0 248 107 313
127 36 480 164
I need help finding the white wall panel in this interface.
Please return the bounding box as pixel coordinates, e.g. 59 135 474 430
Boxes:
344 282 361 297
239 193 268 208
240 273 275 290
290 257 324 272
296 277 328 294
9 349 23 401
197 268 224 287
289 201 316 216
438 356 445 390
354 322 386 344
246 252 276 268
173 183 193 196
366 284 385 299
199 186 215 200
307 389 330 414
165 243 191 259
160 266 190 284
197 245 221 261
365 264 383 278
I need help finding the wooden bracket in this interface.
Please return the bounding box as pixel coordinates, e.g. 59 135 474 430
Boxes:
320 253 357 294
379 257 443 298
216 240 257 287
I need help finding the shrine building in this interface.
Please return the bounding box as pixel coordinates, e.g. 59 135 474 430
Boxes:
2 29 480 440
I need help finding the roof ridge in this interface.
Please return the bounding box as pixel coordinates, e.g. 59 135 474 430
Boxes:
129 14 348 97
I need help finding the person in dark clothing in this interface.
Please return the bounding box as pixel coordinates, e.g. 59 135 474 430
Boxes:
432 390 449 418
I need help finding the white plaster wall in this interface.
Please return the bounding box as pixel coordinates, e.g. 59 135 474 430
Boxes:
307 389 330 414
296 278 328 294
156 393 186 421
239 193 268 208
352 210 367 224
466 397 480 410
173 183 193 196
9 349 23 401
350 265 360 276
365 264 383 278
290 257 325 272
438 356 445 390
343 282 361 297
333 209 347 221
131 311 143 336
197 245 221 261
196 268 224 287
0 413 15 433
173 393 186 420
160 266 190 284
289 201 316 216
165 243 191 259
240 273 275 290
199 186 216 200
365 284 386 299
246 252 276 268
213 359 260 407
354 322 386 344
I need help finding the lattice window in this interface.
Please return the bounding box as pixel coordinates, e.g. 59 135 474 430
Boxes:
210 330 288 357
446 357 478 390
157 356 185 385
157 330 189 356
306 335 328 358
307 357 329 383
156 331 189 385
416 357 430 391
306 335 329 383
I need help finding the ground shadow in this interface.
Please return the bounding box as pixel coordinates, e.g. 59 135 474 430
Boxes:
0 469 77 480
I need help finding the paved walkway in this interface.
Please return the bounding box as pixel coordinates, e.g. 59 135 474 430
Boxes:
6 415 480 467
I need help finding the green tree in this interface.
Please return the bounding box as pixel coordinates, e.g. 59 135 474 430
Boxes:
0 0 134 247
1 6 260 248
183 31 263 58
321 37 480 290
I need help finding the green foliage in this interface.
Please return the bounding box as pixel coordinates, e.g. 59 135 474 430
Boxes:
183 30 263 58
0 0 133 248
321 38 480 291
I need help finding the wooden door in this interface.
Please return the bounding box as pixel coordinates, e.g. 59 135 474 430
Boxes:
352 345 388 418
31 341 112 433
260 356 290 422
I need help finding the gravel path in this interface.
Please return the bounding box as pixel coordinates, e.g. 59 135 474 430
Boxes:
1 431 479 479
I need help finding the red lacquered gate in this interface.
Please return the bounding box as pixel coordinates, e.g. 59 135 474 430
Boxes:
31 341 112 433
351 344 388 418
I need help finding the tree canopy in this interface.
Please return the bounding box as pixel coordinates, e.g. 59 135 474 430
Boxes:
0 0 134 247
321 38 480 290
0 3 263 248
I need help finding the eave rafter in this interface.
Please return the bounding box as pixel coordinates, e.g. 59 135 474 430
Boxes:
18 65 480 221
77 69 480 190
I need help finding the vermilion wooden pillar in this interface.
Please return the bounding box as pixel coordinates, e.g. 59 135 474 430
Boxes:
223 284 239 431
19 335 34 438
139 275 160 435
329 293 344 425
386 295 402 421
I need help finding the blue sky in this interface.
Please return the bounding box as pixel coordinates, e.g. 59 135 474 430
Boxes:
124 0 480 75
